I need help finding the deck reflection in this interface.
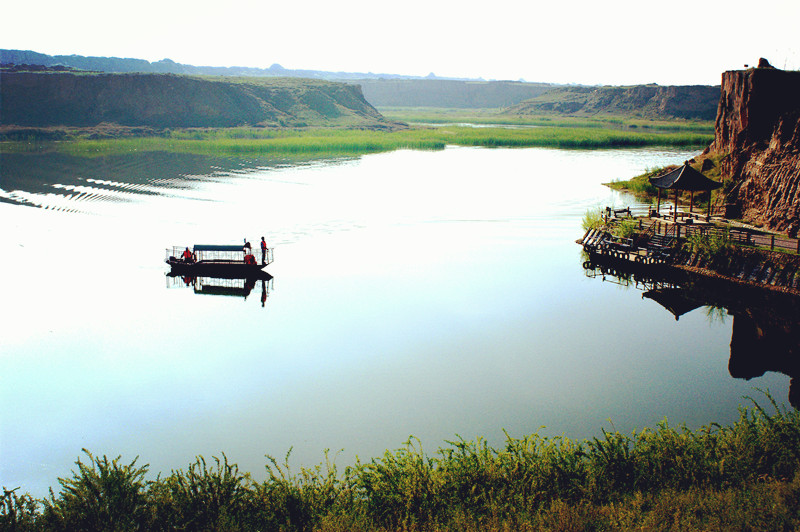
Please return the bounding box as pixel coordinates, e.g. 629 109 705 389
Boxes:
583 257 800 408
166 271 274 307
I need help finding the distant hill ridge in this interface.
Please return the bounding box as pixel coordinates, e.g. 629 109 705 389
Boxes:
0 49 475 81
0 71 395 129
506 84 721 120
1 49 720 115
0 49 556 109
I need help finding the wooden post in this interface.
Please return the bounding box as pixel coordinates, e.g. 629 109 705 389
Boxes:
771 235 775 250
674 189 679 221
690 191 694 214
708 188 712 218
656 188 661 216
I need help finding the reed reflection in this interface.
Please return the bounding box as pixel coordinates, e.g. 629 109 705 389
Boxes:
583 258 800 408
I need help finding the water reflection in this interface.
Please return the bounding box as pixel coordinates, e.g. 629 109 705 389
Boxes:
0 150 355 210
583 257 800 407
166 271 274 307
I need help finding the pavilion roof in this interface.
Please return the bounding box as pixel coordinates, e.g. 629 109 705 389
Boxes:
649 162 723 192
643 288 703 320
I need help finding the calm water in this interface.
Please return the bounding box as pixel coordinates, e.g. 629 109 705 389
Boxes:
0 146 792 496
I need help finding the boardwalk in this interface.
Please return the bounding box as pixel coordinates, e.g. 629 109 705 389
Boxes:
579 205 800 268
580 207 800 254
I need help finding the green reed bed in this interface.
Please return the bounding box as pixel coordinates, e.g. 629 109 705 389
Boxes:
47 125 711 160
435 126 711 149
4 394 800 530
54 129 447 158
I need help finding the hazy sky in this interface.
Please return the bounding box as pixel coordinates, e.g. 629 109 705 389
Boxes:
3 0 798 85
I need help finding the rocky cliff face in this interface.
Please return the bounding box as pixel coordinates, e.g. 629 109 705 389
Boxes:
0 72 394 129
708 62 800 235
506 84 720 120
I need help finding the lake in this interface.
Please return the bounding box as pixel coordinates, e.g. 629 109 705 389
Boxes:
0 145 791 496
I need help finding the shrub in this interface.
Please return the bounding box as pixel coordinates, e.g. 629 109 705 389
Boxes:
40 449 150 531
149 454 251 530
582 207 606 231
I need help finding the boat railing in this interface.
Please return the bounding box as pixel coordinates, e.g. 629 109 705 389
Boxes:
166 245 274 265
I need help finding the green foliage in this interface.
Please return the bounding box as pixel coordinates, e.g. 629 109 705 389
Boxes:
684 228 735 268
8 122 713 161
607 165 673 197
581 207 606 231
148 454 251 530
40 449 149 531
380 107 716 133
354 437 444 528
13 394 800 530
253 448 349 531
612 219 640 239
1 487 40 531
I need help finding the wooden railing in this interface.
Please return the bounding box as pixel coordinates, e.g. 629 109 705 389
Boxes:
602 205 800 255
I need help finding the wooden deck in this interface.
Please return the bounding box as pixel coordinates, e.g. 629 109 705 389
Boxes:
584 206 800 265
579 227 672 266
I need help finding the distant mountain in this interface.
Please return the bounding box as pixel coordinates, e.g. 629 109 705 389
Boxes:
0 49 555 109
0 49 468 81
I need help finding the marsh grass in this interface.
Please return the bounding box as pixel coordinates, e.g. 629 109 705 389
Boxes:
5 393 800 530
379 107 715 134
12 124 712 160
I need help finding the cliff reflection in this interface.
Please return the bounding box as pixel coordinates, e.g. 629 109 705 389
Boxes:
583 258 800 408
166 271 274 307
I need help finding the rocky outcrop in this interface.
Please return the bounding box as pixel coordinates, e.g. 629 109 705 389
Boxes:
707 62 800 235
673 245 800 294
505 84 720 120
0 72 395 129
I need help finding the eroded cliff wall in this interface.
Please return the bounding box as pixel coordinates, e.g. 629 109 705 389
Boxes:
709 64 800 235
0 72 393 129
506 84 720 120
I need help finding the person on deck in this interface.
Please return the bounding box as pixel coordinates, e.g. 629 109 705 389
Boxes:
181 247 194 263
260 236 268 265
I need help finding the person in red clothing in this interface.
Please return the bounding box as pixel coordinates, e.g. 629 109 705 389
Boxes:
260 236 268 265
181 247 195 263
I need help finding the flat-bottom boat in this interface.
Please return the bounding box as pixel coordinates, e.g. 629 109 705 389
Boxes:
166 244 273 276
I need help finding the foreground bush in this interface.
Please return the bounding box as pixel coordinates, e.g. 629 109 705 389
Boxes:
3 393 800 530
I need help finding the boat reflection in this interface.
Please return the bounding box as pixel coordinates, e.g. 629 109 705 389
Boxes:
166 270 274 307
583 257 800 408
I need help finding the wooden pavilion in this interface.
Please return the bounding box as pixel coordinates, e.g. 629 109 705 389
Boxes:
649 161 723 220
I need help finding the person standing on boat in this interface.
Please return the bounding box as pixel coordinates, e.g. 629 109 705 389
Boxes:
243 239 252 254
260 236 268 265
181 247 194 263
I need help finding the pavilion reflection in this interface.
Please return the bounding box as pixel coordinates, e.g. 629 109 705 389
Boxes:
166 270 274 307
583 257 800 408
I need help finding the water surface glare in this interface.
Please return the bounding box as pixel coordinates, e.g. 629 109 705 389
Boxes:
0 146 789 496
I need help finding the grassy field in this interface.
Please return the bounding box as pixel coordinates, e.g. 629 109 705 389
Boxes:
4 394 800 531
379 107 716 133
6 120 713 160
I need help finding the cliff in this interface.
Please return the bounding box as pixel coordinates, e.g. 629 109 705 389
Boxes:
0 71 395 130
707 61 800 236
354 79 553 109
504 84 720 120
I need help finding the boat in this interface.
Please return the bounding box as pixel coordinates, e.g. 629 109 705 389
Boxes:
165 244 273 276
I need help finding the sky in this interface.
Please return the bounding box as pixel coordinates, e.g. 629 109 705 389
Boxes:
2 0 798 86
